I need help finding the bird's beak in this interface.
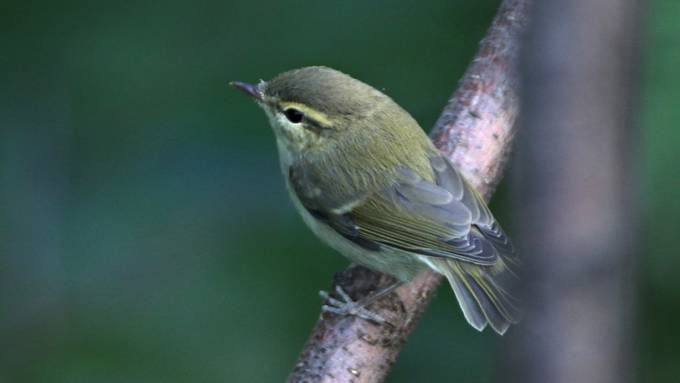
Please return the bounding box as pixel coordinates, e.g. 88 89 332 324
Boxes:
230 81 264 102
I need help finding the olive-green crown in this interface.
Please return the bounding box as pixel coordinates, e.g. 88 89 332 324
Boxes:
265 66 387 117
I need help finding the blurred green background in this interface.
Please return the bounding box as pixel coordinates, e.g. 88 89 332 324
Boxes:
1 0 678 382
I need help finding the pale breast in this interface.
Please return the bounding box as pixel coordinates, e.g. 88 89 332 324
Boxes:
278 148 426 281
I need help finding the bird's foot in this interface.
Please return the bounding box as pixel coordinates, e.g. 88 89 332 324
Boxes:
319 285 387 324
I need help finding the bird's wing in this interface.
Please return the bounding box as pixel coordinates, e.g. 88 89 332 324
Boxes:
290 154 514 266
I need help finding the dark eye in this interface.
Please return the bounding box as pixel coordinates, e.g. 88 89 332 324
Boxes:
284 108 304 123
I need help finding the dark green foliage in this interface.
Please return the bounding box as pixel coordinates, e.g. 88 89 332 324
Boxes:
0 0 677 382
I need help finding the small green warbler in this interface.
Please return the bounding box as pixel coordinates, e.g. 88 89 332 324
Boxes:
231 66 519 334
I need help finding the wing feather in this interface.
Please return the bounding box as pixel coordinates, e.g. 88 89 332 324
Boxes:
290 153 514 266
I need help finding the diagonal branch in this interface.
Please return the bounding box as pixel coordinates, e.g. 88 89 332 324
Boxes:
288 1 530 381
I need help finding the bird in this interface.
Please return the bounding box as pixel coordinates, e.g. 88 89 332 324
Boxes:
231 66 519 334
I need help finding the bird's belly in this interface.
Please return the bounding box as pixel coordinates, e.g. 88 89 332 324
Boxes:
284 179 426 281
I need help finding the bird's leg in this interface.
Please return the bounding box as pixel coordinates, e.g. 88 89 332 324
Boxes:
319 281 403 324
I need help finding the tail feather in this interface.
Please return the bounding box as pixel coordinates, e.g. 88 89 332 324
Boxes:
481 270 521 319
446 265 488 332
439 258 520 335
459 267 511 335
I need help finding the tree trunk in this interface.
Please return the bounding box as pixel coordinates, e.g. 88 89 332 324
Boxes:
506 0 642 382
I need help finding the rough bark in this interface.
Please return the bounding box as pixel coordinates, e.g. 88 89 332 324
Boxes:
288 1 530 381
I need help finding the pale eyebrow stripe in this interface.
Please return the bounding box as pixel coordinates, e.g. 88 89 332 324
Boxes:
278 102 332 128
